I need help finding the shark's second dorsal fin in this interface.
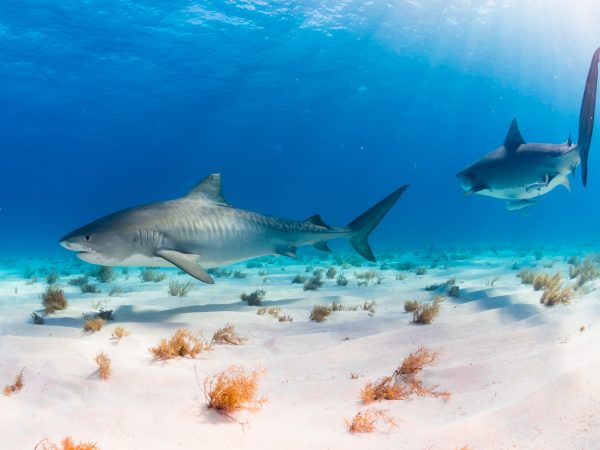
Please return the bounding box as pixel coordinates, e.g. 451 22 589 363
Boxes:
504 118 526 153
305 214 331 229
186 174 229 205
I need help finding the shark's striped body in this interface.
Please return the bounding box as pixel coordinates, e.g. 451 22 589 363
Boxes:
60 174 407 284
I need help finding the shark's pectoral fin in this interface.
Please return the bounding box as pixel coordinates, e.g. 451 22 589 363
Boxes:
276 246 297 258
314 240 332 252
155 249 214 284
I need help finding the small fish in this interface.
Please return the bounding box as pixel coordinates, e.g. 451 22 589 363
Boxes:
525 174 549 192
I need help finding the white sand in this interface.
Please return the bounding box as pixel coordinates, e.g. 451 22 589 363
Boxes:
2 252 600 449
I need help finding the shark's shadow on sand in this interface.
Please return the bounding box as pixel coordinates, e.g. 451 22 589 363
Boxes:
451 287 540 321
39 297 310 328
37 290 539 328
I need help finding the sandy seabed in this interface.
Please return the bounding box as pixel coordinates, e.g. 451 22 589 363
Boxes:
2 248 600 450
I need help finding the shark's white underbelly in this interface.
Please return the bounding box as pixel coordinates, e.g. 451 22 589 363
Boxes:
477 171 571 200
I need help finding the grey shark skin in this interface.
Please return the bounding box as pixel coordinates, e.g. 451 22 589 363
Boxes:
457 47 600 210
60 174 408 284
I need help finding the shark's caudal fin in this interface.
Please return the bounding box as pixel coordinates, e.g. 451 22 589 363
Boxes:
347 185 409 262
578 47 600 187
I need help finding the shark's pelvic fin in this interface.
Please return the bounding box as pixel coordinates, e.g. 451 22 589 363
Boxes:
314 240 332 252
305 214 332 229
560 176 571 192
276 246 297 258
186 173 229 205
347 184 409 262
155 249 215 284
504 118 526 153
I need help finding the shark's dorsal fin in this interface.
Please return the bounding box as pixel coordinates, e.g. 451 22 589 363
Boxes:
305 214 331 229
504 118 526 153
187 174 229 205
567 134 572 146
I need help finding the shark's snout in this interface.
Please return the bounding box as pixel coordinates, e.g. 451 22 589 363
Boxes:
60 235 99 263
59 230 89 252
59 237 72 250
455 169 473 191
59 233 76 250
60 241 86 253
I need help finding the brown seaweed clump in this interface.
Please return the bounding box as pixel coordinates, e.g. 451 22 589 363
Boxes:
41 286 68 314
34 437 99 450
345 408 397 433
3 368 24 396
204 366 266 417
149 329 211 360
361 347 449 404
211 323 246 345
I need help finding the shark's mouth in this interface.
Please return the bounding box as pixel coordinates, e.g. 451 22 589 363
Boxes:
76 251 100 263
76 250 116 266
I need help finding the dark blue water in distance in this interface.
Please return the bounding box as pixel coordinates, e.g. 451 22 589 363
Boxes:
2 1 600 257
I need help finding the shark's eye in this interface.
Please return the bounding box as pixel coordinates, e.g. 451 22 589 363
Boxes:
85 235 90 241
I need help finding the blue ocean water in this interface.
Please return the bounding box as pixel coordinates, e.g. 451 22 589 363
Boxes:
2 0 600 257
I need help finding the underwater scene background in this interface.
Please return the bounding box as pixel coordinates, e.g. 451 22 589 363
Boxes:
3 0 600 257
6 3 600 449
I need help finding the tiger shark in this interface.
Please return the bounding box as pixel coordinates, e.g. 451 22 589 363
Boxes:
60 175 408 284
457 47 600 210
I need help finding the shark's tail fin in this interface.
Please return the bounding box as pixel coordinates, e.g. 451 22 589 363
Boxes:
578 47 600 187
347 185 409 261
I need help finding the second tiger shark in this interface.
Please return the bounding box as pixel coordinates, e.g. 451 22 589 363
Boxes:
60 175 408 284
457 47 600 210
